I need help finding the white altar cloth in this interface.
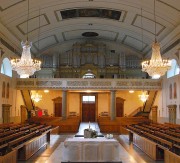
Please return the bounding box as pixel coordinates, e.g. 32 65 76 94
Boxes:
62 137 120 162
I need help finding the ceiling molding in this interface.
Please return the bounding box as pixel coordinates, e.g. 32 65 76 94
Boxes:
16 14 50 35
131 14 166 36
157 0 180 12
0 0 25 12
33 35 59 52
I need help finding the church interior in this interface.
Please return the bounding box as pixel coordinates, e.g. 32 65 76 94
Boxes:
0 0 180 162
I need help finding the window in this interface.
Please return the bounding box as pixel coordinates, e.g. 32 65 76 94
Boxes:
2 82 5 98
169 84 172 99
167 59 180 78
1 58 12 77
6 83 9 99
82 96 95 103
83 73 96 79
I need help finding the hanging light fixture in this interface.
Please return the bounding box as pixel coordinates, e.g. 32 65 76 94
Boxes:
31 91 42 102
138 91 149 102
139 9 149 103
141 0 171 79
10 0 41 78
129 90 134 93
44 90 49 93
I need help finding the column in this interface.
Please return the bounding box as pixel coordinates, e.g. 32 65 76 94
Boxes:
62 90 67 119
110 90 116 120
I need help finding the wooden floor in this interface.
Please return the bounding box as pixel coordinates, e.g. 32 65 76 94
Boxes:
18 123 165 163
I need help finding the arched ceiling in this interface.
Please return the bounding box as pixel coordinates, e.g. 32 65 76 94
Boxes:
0 0 179 58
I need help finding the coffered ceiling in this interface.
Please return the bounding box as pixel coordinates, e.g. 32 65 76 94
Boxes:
0 0 179 58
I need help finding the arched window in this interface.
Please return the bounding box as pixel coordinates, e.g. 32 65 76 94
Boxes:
1 58 12 77
6 83 9 99
2 82 5 98
83 72 96 79
174 82 177 99
169 84 172 99
167 59 180 78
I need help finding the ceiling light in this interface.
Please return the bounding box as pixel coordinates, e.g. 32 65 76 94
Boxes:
31 92 42 102
141 0 171 79
129 90 134 93
138 91 149 102
44 90 49 93
10 0 41 78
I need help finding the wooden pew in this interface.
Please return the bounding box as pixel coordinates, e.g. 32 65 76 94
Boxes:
134 125 152 133
0 131 27 145
0 150 17 163
29 125 44 132
155 131 180 144
28 116 62 124
0 130 15 138
8 132 36 149
133 133 158 160
142 124 160 131
142 132 172 148
19 124 37 131
17 133 47 160
127 125 142 134
165 150 180 163
0 123 55 162
0 123 14 129
164 123 180 129
9 124 28 130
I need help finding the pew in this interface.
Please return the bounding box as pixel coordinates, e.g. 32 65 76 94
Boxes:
0 130 15 138
133 133 158 160
9 132 37 149
0 131 26 145
19 124 37 131
0 150 17 163
29 116 80 133
165 150 180 163
154 131 180 144
17 133 48 160
0 122 55 163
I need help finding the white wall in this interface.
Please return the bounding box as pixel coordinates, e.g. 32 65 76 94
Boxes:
157 75 180 124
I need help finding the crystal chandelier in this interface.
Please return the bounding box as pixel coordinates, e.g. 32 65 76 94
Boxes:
11 41 41 78
31 92 42 102
44 90 49 93
142 41 171 79
129 90 134 93
141 0 171 79
138 91 149 102
10 0 41 78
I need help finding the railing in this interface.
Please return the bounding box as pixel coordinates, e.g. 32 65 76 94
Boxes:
16 78 161 90
128 106 143 117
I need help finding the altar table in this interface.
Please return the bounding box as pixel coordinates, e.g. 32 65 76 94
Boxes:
62 137 121 162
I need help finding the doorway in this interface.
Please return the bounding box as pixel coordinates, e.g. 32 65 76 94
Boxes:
2 104 11 123
81 95 96 122
21 105 27 123
52 97 62 117
116 97 125 117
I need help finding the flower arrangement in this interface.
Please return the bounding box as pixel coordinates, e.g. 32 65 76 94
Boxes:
84 128 98 138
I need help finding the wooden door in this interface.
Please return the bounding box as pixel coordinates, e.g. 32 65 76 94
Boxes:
151 106 157 123
2 104 11 123
21 105 27 123
54 103 62 117
82 103 95 122
52 97 62 117
116 97 125 117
